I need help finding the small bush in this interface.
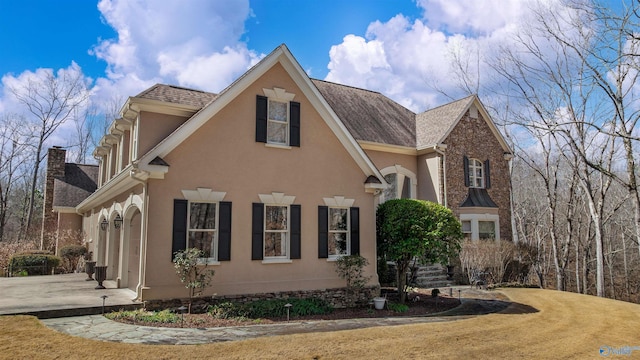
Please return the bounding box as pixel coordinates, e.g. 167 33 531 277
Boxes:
387 302 409 313
9 253 61 275
208 298 333 319
59 245 87 273
106 309 180 324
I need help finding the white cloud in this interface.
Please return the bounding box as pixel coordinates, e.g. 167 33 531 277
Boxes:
417 0 529 35
92 0 259 96
324 0 556 112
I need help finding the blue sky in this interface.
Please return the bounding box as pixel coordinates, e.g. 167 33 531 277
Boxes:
0 0 624 151
0 1 420 85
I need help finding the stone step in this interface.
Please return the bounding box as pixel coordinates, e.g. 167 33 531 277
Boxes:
414 280 453 289
416 269 446 277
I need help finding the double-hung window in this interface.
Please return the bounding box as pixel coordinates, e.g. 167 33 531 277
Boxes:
256 89 300 147
188 202 217 260
252 192 301 262
318 198 360 259
468 159 484 188
328 207 349 257
264 205 288 258
171 189 231 263
267 100 288 145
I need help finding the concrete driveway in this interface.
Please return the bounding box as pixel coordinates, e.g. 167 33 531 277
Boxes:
0 273 141 318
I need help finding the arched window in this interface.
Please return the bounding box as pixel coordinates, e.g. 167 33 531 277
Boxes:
379 165 417 203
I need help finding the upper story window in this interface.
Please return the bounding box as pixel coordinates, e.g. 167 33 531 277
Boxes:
267 99 288 145
464 156 491 189
468 159 484 188
256 88 300 147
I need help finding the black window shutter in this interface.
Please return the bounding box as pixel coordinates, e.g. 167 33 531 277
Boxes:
290 204 301 259
484 159 491 189
218 201 232 261
251 203 264 260
350 207 360 255
463 155 470 187
172 199 188 261
290 101 300 147
256 95 267 143
318 206 328 258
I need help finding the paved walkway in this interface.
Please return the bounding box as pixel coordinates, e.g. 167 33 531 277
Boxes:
40 288 514 345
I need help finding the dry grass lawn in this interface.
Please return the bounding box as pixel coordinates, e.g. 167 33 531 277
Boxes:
1 288 639 359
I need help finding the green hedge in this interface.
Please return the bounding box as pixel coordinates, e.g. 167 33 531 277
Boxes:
209 298 333 319
9 253 61 276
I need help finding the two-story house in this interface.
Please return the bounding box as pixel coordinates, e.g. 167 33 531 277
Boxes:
43 44 512 302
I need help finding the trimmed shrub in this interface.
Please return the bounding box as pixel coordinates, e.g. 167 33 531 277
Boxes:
208 298 333 319
59 245 87 273
9 253 61 275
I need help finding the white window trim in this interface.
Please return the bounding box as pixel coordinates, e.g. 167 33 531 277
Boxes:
459 213 500 241
469 158 484 189
378 165 418 204
182 188 227 264
259 192 295 263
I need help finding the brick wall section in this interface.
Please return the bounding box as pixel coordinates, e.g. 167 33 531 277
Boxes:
41 147 66 250
144 286 381 312
443 109 512 241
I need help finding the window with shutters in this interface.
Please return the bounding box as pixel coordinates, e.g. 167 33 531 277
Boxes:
468 158 484 188
253 192 300 263
318 197 359 259
173 188 231 264
256 88 300 147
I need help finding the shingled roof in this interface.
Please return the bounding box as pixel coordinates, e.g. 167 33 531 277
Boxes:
132 81 479 151
312 79 416 147
416 95 475 149
135 84 218 108
53 164 99 208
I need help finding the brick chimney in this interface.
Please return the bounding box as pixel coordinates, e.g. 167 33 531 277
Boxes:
41 147 66 250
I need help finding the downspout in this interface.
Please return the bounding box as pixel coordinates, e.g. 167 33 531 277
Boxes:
433 145 448 208
129 164 149 301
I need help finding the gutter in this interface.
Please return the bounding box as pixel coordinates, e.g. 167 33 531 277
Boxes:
433 144 448 208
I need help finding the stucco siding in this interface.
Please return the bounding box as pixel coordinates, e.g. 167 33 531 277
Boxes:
138 112 189 158
142 63 378 300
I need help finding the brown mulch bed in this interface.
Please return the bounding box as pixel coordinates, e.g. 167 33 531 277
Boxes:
111 289 461 329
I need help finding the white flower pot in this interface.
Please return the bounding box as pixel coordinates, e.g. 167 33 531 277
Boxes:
373 297 386 310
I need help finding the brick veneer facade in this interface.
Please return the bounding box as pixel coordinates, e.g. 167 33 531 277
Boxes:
443 109 512 241
41 147 66 251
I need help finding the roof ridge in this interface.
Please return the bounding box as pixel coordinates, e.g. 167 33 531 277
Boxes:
311 78 384 96
419 94 475 115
